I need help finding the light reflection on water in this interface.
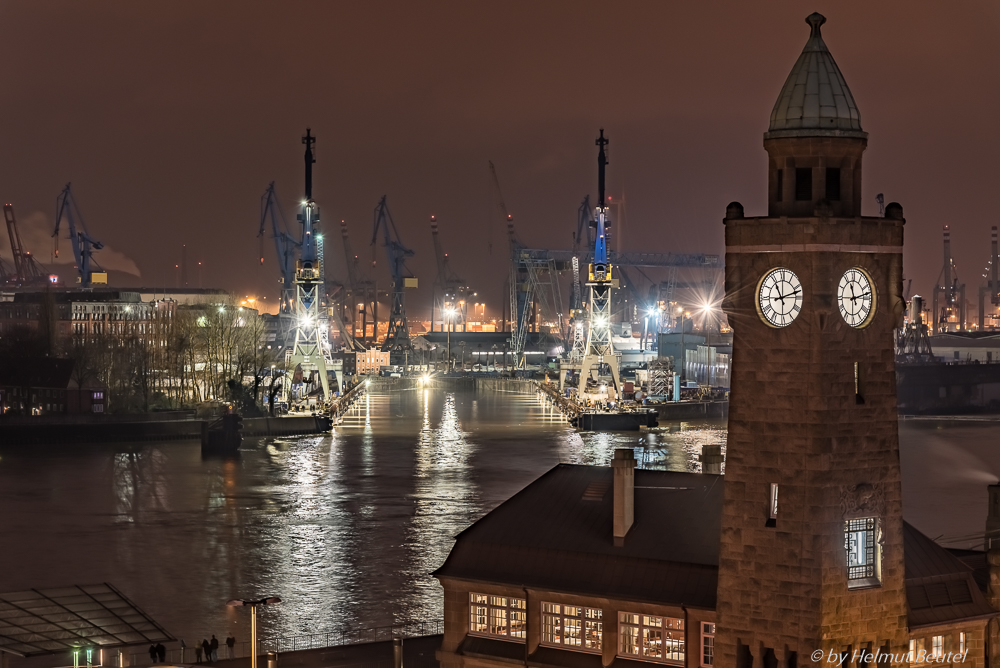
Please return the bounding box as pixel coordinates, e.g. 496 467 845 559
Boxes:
0 386 725 652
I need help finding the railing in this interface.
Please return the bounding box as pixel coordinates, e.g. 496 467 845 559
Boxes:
124 620 443 666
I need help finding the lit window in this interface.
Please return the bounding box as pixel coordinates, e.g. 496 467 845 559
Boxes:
959 633 966 654
469 593 525 641
930 636 943 659
618 613 684 664
909 639 924 665
541 603 602 652
844 517 881 588
701 623 715 667
769 484 778 519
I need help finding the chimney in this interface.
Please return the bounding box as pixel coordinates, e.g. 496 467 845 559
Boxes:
612 448 636 546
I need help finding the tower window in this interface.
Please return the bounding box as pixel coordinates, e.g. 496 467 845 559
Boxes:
845 517 881 588
766 483 778 527
775 169 783 202
826 168 841 201
795 168 812 201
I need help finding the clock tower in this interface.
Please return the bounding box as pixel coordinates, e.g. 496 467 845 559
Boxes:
716 13 909 666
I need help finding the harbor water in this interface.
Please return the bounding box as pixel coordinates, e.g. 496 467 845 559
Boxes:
0 385 992 655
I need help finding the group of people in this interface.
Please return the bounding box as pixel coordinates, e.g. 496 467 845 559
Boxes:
147 643 167 663
161 635 236 664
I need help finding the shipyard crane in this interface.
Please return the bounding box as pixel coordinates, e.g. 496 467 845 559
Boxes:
492 161 535 360
53 184 105 287
567 196 591 359
371 196 416 357
338 220 373 350
286 129 332 405
258 182 300 315
931 225 966 332
4 204 48 286
578 129 621 402
430 216 469 332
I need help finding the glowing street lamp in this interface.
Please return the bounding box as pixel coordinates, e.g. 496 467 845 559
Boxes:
446 308 457 371
226 597 281 668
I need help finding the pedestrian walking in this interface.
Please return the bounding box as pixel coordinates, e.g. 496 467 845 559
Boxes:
195 643 203 664
148 645 157 664
156 643 166 663
225 635 235 659
210 635 219 662
201 639 211 663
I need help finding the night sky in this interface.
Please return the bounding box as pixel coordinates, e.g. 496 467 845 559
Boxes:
0 2 997 318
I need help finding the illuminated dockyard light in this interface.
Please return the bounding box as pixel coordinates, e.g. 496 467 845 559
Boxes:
227 597 281 668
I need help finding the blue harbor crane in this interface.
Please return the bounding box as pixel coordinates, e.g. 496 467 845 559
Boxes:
578 129 622 402
53 184 105 287
371 196 416 358
258 182 300 315
286 129 333 406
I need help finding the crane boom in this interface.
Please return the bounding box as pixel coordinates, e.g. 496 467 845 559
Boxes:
53 184 104 287
372 196 415 355
258 182 299 314
4 204 25 280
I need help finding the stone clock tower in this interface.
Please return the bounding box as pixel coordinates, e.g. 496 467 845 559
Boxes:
716 13 909 666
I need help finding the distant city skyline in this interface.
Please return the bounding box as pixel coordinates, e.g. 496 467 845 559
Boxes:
0 2 996 320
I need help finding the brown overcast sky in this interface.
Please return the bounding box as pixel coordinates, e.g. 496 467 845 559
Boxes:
0 1 997 318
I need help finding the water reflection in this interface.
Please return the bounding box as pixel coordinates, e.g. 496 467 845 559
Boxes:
0 387 725 654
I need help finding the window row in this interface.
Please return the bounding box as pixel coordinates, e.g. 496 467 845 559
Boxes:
469 594 713 666
910 633 967 664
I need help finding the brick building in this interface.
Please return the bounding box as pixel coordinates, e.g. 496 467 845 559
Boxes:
357 348 390 375
435 13 998 668
0 289 176 342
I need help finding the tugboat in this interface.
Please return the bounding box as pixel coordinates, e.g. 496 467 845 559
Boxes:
201 410 243 455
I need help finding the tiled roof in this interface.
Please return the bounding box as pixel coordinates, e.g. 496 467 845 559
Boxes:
434 464 725 609
904 524 996 629
767 13 865 138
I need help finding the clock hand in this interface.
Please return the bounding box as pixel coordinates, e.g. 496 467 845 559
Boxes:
773 288 801 301
849 291 871 303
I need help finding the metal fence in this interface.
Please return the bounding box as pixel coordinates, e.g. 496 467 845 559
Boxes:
124 620 443 666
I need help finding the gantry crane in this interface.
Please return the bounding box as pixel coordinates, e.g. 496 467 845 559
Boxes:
4 204 48 286
258 182 300 315
578 129 621 402
340 220 376 347
568 196 591 360
430 215 470 332
53 184 105 287
286 129 333 405
371 196 416 359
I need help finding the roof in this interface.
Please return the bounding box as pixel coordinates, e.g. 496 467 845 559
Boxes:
0 584 173 657
767 13 866 138
434 464 724 609
436 463 997 627
904 523 996 628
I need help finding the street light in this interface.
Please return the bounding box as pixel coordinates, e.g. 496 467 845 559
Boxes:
446 308 457 371
227 597 281 668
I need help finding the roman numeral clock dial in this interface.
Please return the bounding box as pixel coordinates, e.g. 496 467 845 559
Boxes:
838 267 876 328
756 268 803 327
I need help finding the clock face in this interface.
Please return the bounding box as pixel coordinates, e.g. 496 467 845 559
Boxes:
838 267 876 328
756 268 803 327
